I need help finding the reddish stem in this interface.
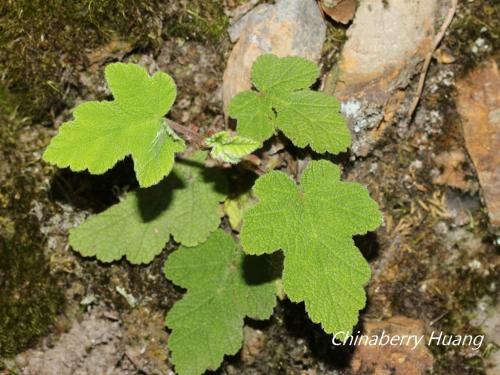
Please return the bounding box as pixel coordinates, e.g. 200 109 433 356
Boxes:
166 118 266 176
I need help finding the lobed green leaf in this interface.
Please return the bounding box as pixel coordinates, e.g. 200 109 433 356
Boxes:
164 230 277 375
69 152 226 264
43 63 185 187
240 160 382 339
228 54 350 154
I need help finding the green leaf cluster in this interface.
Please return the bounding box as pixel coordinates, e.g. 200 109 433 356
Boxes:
41 56 382 375
228 54 351 154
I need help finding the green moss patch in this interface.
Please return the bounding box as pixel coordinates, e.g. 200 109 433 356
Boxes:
0 100 63 357
0 178 63 356
0 0 164 121
447 0 500 76
164 1 229 42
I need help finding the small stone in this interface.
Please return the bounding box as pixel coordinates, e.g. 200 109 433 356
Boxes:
475 38 486 48
468 259 482 270
456 59 500 232
486 350 500 375
80 294 97 306
410 160 423 170
434 221 448 235
434 48 456 64
445 191 480 227
471 297 500 375
350 316 434 375
471 297 500 346
222 0 326 112
241 326 266 364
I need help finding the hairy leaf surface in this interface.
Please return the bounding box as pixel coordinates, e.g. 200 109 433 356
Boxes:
228 55 350 154
164 230 277 375
69 152 226 264
43 63 185 187
164 151 227 246
240 160 382 339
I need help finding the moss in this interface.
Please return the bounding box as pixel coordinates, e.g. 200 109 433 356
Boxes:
164 1 229 42
0 86 11 112
0 179 63 356
321 22 348 72
0 0 164 121
0 0 233 122
0 220 62 356
0 101 63 357
447 0 500 77
320 22 348 95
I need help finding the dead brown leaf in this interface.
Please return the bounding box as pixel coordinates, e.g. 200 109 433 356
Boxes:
433 150 471 191
320 0 356 24
434 48 456 64
87 37 132 66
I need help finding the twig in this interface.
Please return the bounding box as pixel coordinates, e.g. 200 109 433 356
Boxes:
124 350 150 375
167 119 206 145
430 310 449 326
408 0 458 119
239 157 266 176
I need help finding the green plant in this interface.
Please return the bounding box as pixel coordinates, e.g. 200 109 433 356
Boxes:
43 54 382 375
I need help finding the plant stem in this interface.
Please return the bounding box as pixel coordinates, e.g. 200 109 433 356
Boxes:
166 118 266 176
167 119 206 145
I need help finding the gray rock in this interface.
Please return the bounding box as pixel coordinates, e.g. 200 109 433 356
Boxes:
21 315 129 375
331 0 443 156
222 0 326 112
471 297 500 375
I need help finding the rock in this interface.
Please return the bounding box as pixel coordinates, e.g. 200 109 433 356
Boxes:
350 316 434 375
486 350 500 375
445 190 481 228
21 314 128 375
331 0 442 156
222 0 326 112
456 59 500 231
471 297 500 347
471 297 500 375
241 326 266 364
